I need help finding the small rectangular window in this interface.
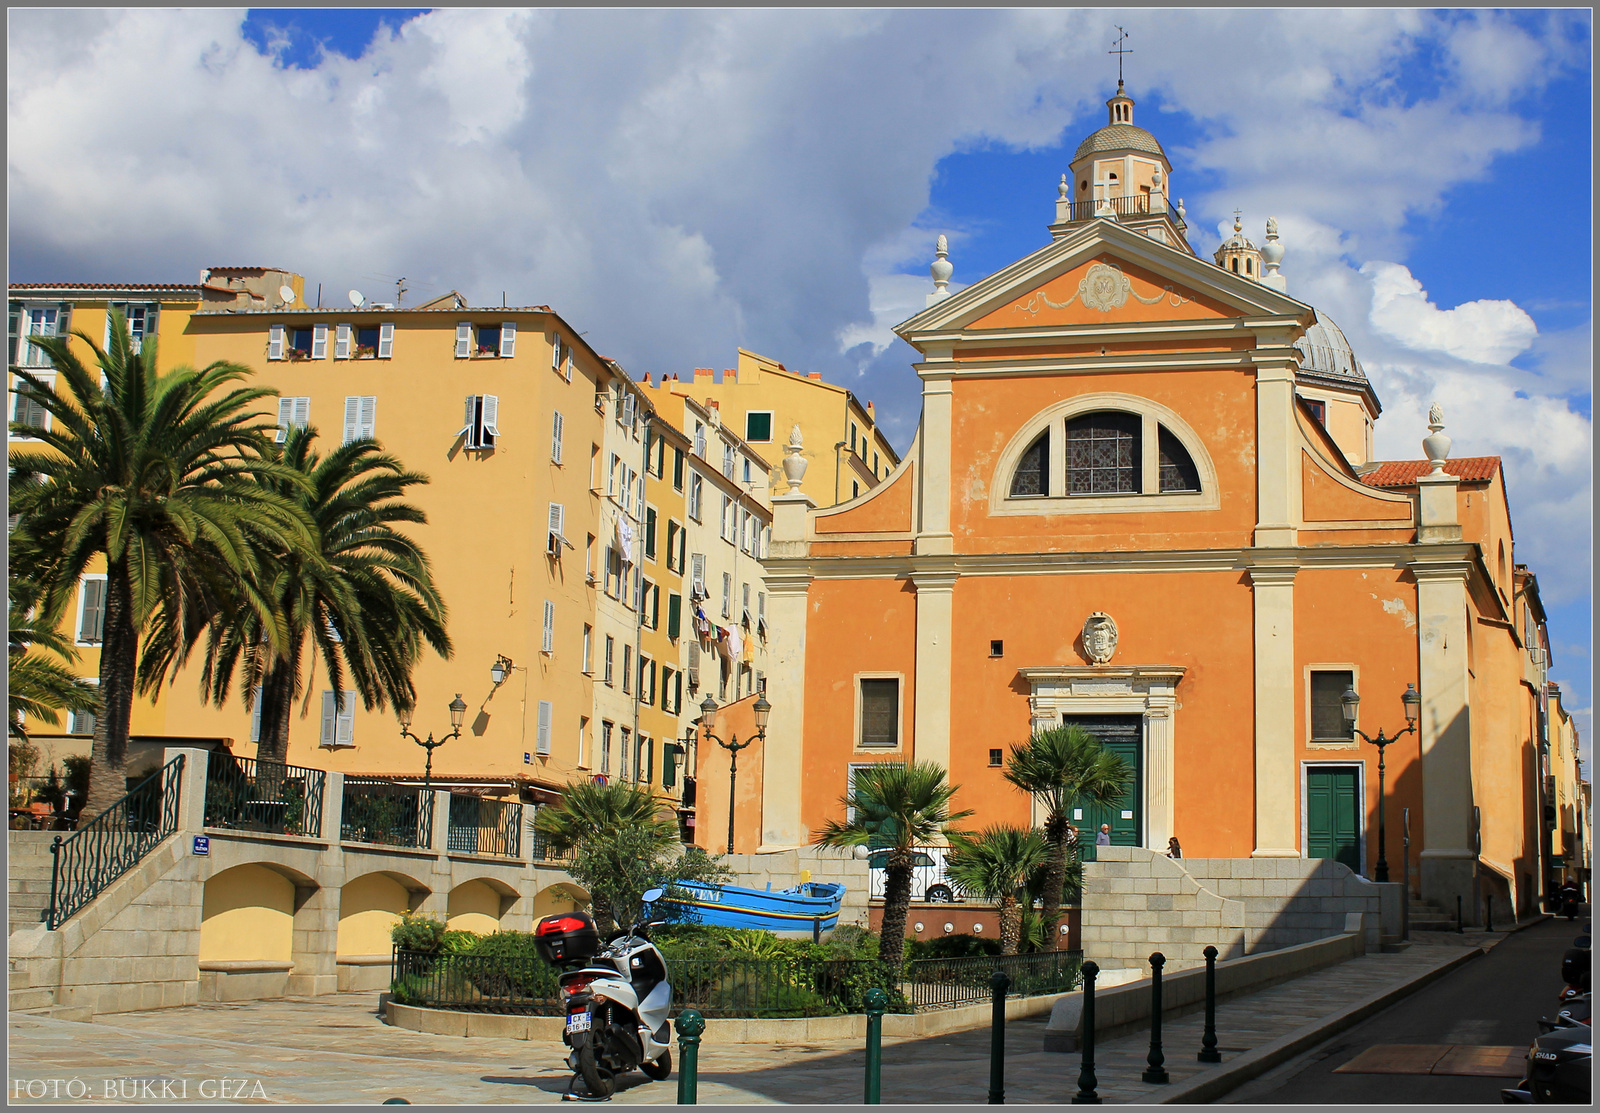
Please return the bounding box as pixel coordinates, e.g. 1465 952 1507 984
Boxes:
859 678 899 748
721 572 732 619
600 721 613 774
582 625 593 673
342 396 377 444
604 635 615 685
475 324 501 356
1311 670 1355 741
536 699 552 755
673 446 685 490
688 474 703 521
990 640 1004 657
459 395 499 449
542 600 555 654
645 507 657 561
622 645 633 694
321 690 355 747
76 576 107 645
745 411 773 442
551 411 565 464
276 396 311 442
989 748 1004 767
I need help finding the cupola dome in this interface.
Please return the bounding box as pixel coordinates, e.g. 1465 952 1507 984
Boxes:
1213 213 1264 280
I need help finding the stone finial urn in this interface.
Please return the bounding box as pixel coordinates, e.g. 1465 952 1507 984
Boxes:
1422 403 1452 474
781 424 808 493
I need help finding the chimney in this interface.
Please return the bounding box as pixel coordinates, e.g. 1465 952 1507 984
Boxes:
808 372 822 380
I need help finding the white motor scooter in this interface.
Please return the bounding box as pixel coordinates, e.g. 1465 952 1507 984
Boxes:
544 887 673 1101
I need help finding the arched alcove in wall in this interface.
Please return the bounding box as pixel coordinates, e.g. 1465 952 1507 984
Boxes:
338 871 427 957
200 864 297 963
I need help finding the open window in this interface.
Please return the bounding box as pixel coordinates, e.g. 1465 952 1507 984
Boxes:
460 395 499 449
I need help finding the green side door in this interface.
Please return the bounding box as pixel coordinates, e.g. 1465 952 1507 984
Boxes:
1064 715 1142 863
1306 766 1362 874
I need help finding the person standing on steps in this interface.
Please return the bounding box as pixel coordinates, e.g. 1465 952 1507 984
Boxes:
1167 836 1182 859
1096 824 1111 847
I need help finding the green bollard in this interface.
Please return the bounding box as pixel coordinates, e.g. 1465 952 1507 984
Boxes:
988 968 1010 1104
864 987 888 1104
676 1009 705 1105
1072 960 1100 1104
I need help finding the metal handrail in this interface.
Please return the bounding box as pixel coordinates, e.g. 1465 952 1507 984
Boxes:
47 755 185 929
445 794 523 858
1059 193 1159 222
203 754 325 838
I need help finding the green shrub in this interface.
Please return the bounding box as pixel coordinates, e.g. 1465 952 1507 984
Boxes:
454 931 557 998
906 933 1001 960
440 930 480 955
390 911 447 953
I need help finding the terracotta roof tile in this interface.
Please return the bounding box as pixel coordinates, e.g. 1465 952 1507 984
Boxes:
1360 457 1501 487
9 282 200 291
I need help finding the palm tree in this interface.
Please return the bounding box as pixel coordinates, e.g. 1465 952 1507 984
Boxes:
531 780 680 931
9 311 315 814
8 577 100 740
816 761 974 967
1004 725 1133 944
946 825 1049 955
197 425 451 767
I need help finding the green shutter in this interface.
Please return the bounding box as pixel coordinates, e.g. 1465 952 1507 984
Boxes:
667 593 682 639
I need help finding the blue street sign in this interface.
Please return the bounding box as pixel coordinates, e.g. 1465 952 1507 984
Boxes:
192 836 210 856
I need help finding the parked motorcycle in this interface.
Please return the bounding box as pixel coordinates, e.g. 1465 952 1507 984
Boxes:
534 886 674 1101
1558 883 1583 921
1501 927 1592 1103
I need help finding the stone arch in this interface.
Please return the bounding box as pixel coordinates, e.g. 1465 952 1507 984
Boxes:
338 870 430 958
532 882 591 920
447 877 519 934
200 863 298 963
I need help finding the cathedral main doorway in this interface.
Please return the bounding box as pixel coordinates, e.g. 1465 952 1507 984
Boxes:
1063 714 1143 861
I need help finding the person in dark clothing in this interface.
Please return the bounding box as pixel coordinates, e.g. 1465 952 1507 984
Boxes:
1167 836 1182 859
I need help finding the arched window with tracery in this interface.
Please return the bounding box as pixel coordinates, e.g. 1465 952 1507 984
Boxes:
1067 412 1140 494
1158 427 1200 492
1010 430 1049 497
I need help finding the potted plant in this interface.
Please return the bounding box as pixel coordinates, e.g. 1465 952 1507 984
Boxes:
355 344 377 359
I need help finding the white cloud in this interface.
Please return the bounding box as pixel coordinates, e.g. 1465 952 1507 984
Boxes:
1362 261 1539 365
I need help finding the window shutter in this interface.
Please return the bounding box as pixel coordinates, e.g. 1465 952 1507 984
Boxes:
691 553 706 595
335 324 351 359
343 396 361 444
549 502 565 539
312 323 329 359
651 585 660 629
537 700 553 755
688 641 700 688
455 322 471 358
276 396 294 442
668 593 681 639
359 396 376 439
461 395 477 444
250 686 263 743
378 321 394 358
543 600 555 654
293 397 311 428
78 578 106 643
145 305 159 339
268 324 285 360
551 411 564 463
551 334 562 368
336 693 355 745
500 321 516 357
622 393 635 426
320 691 338 745
481 395 499 438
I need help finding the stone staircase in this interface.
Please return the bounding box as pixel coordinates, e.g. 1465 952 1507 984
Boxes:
1408 894 1461 931
9 830 57 936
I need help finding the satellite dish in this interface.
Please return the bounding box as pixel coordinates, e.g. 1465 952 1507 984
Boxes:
278 285 296 305
348 290 364 308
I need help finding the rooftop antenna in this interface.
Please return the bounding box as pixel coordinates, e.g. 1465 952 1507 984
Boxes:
277 284 296 308
349 289 365 308
1109 25 1132 86
395 277 408 305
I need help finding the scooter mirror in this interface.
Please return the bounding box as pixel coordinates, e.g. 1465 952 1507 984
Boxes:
641 887 665 904
1575 935 1591 949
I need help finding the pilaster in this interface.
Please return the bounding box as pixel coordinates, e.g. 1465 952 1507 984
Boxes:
915 380 954 556
1247 564 1299 857
910 571 958 772
164 747 211 834
759 572 813 850
1253 357 1300 547
1410 557 1476 908
1416 473 1463 544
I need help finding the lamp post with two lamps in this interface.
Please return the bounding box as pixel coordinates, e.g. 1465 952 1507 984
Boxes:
1340 683 1421 883
398 694 468 795
697 693 770 854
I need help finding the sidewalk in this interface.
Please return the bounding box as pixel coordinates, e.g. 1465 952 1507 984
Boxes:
6 925 1538 1105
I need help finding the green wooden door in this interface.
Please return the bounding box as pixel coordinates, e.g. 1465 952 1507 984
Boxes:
1064 715 1142 863
1306 766 1362 874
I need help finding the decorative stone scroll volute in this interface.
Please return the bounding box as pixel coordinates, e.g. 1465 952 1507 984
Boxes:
781 423 808 494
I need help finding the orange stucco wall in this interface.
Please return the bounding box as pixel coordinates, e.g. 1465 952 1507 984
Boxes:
972 254 1239 330
813 460 915 534
1301 452 1414 523
692 692 765 855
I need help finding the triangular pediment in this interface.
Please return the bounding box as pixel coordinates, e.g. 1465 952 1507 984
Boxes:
897 219 1312 339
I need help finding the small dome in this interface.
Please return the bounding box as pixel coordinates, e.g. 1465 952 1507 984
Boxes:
1072 123 1167 163
1295 316 1367 381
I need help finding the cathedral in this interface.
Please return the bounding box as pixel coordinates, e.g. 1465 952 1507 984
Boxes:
756 83 1554 921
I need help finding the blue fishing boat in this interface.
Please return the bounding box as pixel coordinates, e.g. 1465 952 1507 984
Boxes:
656 880 846 933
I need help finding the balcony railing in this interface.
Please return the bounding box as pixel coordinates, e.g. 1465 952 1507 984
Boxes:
203 755 325 838
1059 192 1164 222
340 777 433 849
446 794 522 858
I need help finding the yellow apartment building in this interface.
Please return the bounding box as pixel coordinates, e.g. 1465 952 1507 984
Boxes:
643 348 899 507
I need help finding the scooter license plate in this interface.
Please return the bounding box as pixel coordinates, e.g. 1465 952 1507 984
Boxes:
566 1012 591 1034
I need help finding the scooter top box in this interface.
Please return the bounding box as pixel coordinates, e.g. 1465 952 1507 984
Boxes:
534 910 600 964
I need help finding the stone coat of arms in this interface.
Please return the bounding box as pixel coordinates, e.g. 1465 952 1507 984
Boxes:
1082 611 1118 665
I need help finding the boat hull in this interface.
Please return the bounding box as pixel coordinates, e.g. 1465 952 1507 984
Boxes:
660 881 845 933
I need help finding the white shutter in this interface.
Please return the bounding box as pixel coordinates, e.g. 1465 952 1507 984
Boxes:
551 334 562 368
378 321 394 358
335 324 351 359
551 411 564 464
537 700 553 755
481 395 499 439
312 323 328 359
320 691 338 745
276 396 293 442
500 321 516 357
293 397 311 428
543 600 555 654
691 552 706 595
77 578 106 643
336 693 355 745
359 396 376 439
549 502 565 539
145 305 159 341
622 393 635 426
455 322 471 358
268 324 285 360
460 396 478 444
343 396 361 444
250 687 263 743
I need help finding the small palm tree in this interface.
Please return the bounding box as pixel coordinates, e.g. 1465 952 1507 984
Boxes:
816 761 974 967
946 825 1049 955
197 425 451 766
8 578 100 739
10 312 315 814
531 780 680 932
1004 726 1133 943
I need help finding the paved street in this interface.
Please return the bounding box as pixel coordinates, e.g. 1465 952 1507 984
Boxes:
7 929 1531 1106
1222 915 1584 1104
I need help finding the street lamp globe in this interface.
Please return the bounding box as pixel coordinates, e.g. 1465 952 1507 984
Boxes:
490 658 507 686
699 694 718 729
1340 685 1360 724
449 694 468 730
753 695 772 733
1402 683 1421 724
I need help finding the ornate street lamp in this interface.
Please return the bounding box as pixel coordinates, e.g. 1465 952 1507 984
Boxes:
1341 683 1421 883
398 694 469 795
699 693 771 854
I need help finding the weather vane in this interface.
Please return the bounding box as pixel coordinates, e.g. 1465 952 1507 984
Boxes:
1109 25 1132 84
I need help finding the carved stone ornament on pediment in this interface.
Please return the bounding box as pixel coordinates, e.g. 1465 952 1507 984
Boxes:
1081 611 1118 665
1011 261 1193 318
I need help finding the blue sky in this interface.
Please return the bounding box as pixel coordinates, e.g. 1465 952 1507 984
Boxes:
10 9 1592 757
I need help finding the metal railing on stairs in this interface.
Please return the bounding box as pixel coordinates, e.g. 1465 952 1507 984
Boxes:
47 755 185 929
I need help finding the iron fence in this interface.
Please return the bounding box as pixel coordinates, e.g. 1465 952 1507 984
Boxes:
48 755 185 928
390 947 1078 1017
203 755 325 838
446 794 522 858
1060 193 1158 222
526 824 573 863
340 777 433 849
